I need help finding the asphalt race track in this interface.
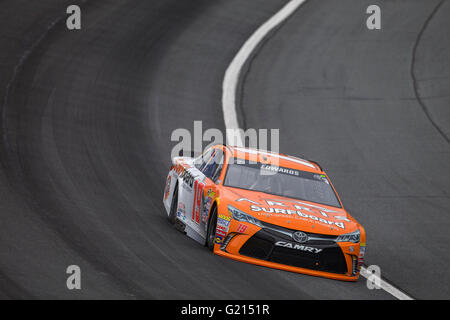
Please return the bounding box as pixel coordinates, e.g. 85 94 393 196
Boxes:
0 0 449 299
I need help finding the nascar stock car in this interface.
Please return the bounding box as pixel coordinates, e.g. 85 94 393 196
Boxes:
163 145 366 281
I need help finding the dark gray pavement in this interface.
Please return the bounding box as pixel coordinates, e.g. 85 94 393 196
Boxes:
1 0 448 299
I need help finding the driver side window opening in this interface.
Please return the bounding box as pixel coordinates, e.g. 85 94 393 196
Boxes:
202 149 224 181
195 148 214 171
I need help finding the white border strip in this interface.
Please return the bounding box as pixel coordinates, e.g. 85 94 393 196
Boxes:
360 267 413 300
222 0 308 147
221 0 414 300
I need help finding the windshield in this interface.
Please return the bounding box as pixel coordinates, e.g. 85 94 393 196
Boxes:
223 161 341 208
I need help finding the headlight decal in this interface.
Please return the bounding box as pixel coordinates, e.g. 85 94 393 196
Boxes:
335 230 360 243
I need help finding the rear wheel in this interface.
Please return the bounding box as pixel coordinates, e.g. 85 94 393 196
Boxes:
206 205 217 251
168 185 178 224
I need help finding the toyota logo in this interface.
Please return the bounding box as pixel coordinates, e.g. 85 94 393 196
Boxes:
292 231 308 243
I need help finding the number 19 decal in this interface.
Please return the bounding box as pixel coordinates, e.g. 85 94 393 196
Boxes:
192 180 205 224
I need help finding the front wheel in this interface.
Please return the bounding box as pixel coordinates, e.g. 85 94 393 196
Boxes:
206 205 217 251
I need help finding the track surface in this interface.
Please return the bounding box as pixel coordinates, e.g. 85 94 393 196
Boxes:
0 0 448 299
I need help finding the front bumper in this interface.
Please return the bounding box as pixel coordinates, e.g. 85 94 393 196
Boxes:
214 222 361 281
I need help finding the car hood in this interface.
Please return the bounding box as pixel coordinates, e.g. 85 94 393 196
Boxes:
222 187 359 235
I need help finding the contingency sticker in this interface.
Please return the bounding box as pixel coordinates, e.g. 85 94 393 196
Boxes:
216 213 231 237
177 202 186 221
214 235 224 244
202 189 216 224
314 174 330 184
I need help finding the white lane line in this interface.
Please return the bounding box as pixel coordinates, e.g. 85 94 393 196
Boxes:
222 0 308 147
221 0 414 300
360 267 413 300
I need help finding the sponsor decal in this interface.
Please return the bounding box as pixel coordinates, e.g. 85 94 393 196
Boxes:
177 202 186 221
266 200 287 207
206 189 216 198
250 205 345 229
314 174 329 184
236 223 248 233
218 214 231 222
358 243 366 267
275 241 322 254
177 211 186 221
236 198 260 204
267 199 337 213
202 203 210 225
216 224 228 234
216 212 231 237
180 169 195 188
214 235 224 244
192 180 204 224
216 228 227 237
217 224 228 231
173 163 185 175
260 164 300 176
217 219 230 232
203 188 216 225
334 215 351 222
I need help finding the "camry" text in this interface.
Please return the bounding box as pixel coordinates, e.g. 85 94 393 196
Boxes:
275 241 322 253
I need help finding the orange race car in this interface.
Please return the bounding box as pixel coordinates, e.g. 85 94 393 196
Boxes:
163 145 366 281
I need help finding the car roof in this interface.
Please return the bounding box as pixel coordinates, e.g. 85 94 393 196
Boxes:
223 145 323 173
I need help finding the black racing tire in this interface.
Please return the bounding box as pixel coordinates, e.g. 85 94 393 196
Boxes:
206 205 217 251
168 185 178 224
